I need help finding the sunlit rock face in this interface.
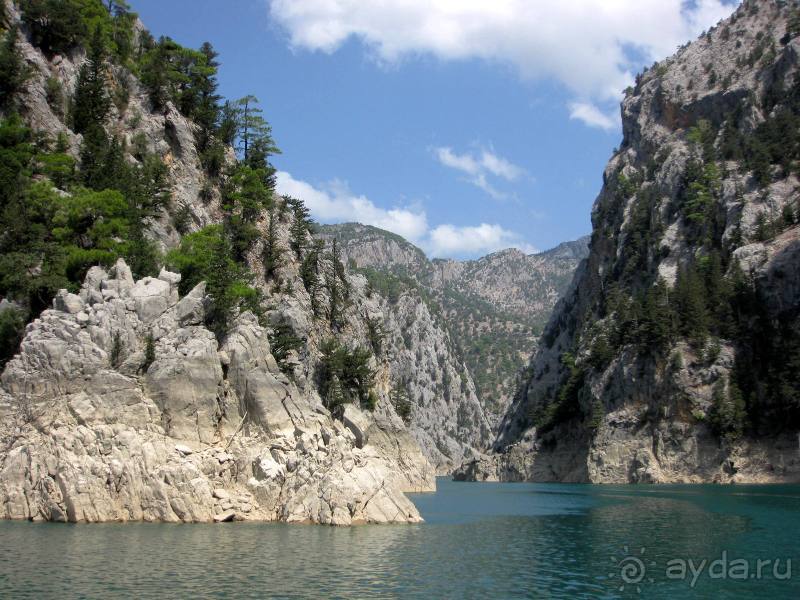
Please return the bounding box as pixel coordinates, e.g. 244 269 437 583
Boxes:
458 0 800 485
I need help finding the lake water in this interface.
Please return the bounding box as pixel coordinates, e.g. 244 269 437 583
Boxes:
1 478 799 598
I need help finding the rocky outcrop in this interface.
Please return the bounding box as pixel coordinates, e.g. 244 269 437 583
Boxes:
321 223 588 433
6 0 225 253
0 261 434 524
458 0 800 484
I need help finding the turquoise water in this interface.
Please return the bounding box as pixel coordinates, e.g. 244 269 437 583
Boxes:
1 479 799 598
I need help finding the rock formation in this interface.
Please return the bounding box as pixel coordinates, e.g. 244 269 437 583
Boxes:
458 0 800 484
0 259 433 523
321 223 588 428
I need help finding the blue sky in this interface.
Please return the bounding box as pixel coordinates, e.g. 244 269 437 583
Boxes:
130 0 738 258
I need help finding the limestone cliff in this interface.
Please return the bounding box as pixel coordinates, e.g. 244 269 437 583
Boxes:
458 0 800 484
0 261 432 523
0 0 435 523
321 223 588 429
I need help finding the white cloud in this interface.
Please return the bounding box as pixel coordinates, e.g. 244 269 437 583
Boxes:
433 146 524 199
269 0 737 108
427 223 537 257
479 150 524 181
568 101 617 131
276 171 536 258
276 171 429 242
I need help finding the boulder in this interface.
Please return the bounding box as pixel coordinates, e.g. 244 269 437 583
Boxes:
129 277 171 324
53 290 84 314
342 405 370 449
175 282 206 326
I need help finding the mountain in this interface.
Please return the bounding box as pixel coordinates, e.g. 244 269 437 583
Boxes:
0 0 440 523
319 223 589 425
457 0 800 484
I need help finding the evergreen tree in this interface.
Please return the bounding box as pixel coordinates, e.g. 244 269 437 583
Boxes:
0 27 31 109
326 238 349 329
166 225 261 338
709 377 746 442
638 278 674 353
390 385 413 423
72 26 111 135
267 323 303 376
262 204 281 280
672 263 709 348
234 96 281 173
20 0 87 55
287 196 313 258
218 100 239 146
195 42 221 133
0 306 25 368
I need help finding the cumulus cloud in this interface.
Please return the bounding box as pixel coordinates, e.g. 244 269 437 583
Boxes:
276 171 536 258
276 171 429 242
269 0 737 106
434 146 524 199
568 101 617 131
427 223 537 257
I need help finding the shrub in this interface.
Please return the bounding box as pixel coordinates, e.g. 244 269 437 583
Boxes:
166 225 261 338
142 332 155 372
110 330 123 367
390 385 413 424
267 323 303 377
0 306 25 367
318 339 376 412
708 378 746 442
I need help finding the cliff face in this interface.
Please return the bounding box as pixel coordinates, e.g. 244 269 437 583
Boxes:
320 223 588 431
0 1 436 523
459 0 800 484
0 261 432 524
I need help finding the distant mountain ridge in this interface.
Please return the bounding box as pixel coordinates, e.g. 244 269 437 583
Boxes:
319 223 590 425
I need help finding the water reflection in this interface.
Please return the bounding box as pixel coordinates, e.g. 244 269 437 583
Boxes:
1 480 799 598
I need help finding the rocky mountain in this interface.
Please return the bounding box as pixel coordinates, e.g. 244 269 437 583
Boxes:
320 223 589 425
0 0 447 523
458 0 800 484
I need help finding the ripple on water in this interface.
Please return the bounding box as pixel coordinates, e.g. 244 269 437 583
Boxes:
1 479 799 598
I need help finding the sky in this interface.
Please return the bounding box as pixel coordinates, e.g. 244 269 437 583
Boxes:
130 0 739 259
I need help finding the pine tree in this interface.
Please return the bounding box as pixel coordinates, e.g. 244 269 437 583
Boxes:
234 96 281 174
194 42 221 155
390 385 413 423
0 27 31 109
72 26 111 135
262 204 281 281
326 238 348 329
672 263 709 348
287 196 313 258
638 278 674 353
218 100 239 146
20 0 87 56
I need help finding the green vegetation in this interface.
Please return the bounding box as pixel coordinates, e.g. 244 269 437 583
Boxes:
317 339 376 413
286 196 314 258
110 330 123 367
142 332 155 373
390 384 413 424
0 306 25 368
267 323 303 377
166 225 261 339
262 204 281 280
366 316 385 356
20 0 136 60
72 26 111 135
326 239 349 329
709 378 746 442
0 26 31 109
531 352 585 433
